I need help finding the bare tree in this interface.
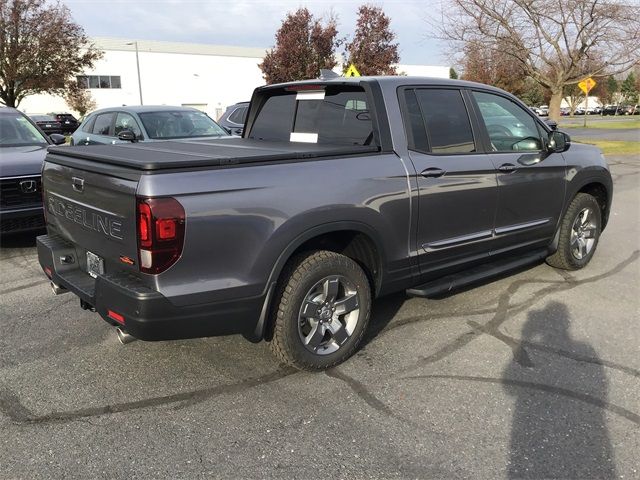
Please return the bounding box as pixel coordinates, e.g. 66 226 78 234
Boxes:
259 8 341 84
431 0 640 120
344 5 399 75
459 39 527 95
0 0 102 108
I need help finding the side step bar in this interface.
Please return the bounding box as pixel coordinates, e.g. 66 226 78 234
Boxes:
406 249 548 298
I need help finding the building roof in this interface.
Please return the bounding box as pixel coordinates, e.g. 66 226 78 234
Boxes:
91 37 267 59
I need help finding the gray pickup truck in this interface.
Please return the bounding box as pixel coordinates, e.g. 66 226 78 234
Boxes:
37 76 612 370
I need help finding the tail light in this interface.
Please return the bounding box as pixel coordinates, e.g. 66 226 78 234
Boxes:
136 197 185 274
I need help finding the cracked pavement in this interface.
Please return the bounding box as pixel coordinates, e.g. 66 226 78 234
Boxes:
0 154 638 479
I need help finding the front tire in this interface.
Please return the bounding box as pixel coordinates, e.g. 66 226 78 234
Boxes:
547 193 602 270
269 250 371 371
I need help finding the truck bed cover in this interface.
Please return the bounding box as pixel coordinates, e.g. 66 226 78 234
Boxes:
48 138 379 171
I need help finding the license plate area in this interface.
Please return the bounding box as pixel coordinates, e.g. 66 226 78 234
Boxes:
86 251 104 278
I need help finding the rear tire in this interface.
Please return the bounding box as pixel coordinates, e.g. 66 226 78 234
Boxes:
546 193 602 270
269 250 371 371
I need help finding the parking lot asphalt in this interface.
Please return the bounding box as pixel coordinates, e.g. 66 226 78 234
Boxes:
1 150 639 478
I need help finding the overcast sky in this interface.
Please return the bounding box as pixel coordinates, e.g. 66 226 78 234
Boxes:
65 0 448 65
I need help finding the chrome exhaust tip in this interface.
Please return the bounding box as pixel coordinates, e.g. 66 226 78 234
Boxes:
116 327 136 345
50 281 68 295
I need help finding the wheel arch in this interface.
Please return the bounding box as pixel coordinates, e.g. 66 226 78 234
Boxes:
255 222 386 341
576 181 610 230
550 177 612 254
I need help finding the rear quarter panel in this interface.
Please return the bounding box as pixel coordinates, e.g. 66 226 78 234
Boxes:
138 154 413 306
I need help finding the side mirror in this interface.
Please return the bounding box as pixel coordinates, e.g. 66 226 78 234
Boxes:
548 130 571 153
49 134 66 145
117 130 137 142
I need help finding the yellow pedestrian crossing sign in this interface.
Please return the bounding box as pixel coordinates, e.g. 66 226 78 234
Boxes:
578 77 596 94
345 64 361 77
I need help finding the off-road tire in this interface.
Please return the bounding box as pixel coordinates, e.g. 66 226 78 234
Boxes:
546 193 602 270
269 250 371 371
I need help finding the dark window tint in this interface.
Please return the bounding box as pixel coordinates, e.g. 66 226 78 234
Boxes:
81 115 96 133
250 94 295 141
249 86 373 146
92 113 114 135
413 89 475 154
403 89 429 153
76 76 89 89
472 91 542 152
76 75 121 89
228 106 248 124
114 112 142 137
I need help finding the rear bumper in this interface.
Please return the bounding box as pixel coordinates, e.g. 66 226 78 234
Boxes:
37 233 264 342
0 206 45 233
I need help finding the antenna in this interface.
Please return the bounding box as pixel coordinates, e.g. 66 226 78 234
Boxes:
319 69 340 80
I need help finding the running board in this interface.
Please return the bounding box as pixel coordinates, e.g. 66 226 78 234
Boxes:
406 249 548 298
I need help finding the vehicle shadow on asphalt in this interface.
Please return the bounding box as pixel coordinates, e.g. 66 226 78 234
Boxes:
360 292 406 348
504 301 616 479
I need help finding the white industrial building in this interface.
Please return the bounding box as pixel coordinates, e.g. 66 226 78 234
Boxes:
19 37 450 119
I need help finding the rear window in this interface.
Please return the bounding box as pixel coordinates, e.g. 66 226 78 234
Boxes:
228 106 248 124
249 86 374 146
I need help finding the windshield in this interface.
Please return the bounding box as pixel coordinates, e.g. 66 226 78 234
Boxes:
138 110 227 139
0 113 48 147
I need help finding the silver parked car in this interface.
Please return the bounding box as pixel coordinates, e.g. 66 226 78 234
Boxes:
70 106 229 146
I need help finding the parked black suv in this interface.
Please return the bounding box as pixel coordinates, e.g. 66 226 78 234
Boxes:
217 101 249 135
48 112 80 134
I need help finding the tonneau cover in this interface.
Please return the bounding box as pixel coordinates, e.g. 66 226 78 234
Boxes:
47 138 379 171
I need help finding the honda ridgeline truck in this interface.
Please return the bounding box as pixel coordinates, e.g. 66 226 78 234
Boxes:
37 76 612 370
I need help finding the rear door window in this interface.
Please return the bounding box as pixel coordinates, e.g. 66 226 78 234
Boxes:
413 89 476 154
92 113 114 136
228 106 248 124
249 86 374 146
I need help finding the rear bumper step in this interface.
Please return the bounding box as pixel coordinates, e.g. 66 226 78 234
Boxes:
407 249 548 298
37 234 264 341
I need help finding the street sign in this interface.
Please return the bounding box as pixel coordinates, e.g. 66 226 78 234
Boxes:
578 77 596 94
345 64 361 77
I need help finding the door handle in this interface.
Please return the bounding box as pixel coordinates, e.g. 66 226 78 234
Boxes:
517 154 542 166
421 167 446 178
498 163 517 173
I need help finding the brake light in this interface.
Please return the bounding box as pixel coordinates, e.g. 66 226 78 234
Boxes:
284 85 326 91
136 197 185 274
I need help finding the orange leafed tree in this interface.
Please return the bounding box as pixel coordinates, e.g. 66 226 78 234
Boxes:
344 5 400 76
259 8 341 84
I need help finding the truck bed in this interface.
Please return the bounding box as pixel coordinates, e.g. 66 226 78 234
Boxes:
48 138 379 171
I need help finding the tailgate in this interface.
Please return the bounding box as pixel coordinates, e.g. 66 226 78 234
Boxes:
42 157 140 274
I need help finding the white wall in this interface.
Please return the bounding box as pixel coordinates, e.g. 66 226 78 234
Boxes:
18 39 450 118
396 64 450 78
20 49 264 119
